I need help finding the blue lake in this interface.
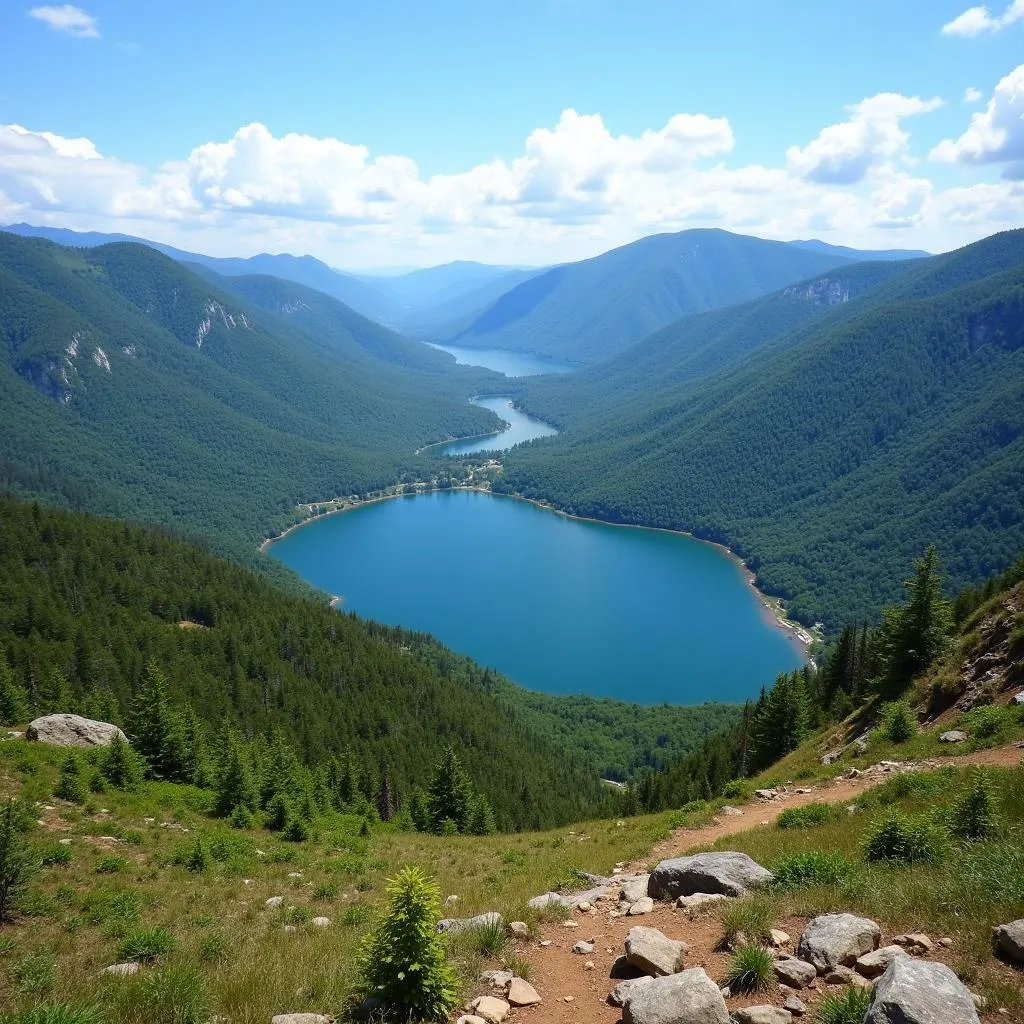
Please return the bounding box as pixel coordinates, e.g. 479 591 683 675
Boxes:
437 397 557 455
268 489 804 704
427 342 579 377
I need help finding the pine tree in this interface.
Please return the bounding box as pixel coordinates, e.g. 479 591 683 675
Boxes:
214 731 258 818
376 764 396 822
129 660 187 780
0 655 29 726
100 734 146 791
0 800 37 923
467 793 496 835
427 747 473 834
408 787 431 832
39 667 73 715
54 755 88 804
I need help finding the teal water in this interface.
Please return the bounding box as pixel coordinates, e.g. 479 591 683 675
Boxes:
268 490 804 704
427 342 578 377
438 396 557 455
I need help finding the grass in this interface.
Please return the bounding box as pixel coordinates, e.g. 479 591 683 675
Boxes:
777 803 836 829
815 986 872 1024
723 944 775 993
772 851 855 889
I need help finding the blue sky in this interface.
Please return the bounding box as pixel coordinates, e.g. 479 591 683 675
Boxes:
1 1 1022 266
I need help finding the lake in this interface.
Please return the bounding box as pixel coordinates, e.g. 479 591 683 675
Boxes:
437 396 557 455
267 489 804 704
427 342 578 377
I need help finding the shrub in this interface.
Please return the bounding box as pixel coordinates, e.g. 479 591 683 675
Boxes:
962 705 1011 741
229 804 255 830
95 856 130 874
40 842 72 867
724 944 775 993
282 816 310 843
777 803 835 829
773 851 854 889
100 735 146 791
816 985 873 1024
358 866 458 1022
117 926 176 962
183 839 211 873
314 881 338 901
881 701 916 743
54 757 88 805
864 813 947 864
0 799 37 922
951 770 1000 841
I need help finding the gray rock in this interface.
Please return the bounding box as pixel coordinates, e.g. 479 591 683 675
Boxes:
773 958 817 988
648 852 772 900
797 914 881 972
27 713 127 747
527 891 570 911
1014 691 1024 705
265 896 284 909
480 970 514 989
677 893 729 913
508 921 530 940
469 997 510 1024
622 874 652 903
939 730 968 743
573 940 596 954
271 1017 332 1024
623 967 729 1024
609 976 653 1008
437 911 503 934
856 945 909 978
629 897 655 916
101 961 140 976
625 925 687 977
311 916 330 928
507 979 541 1007
864 957 979 1024
733 1006 792 1024
720 805 744 816
993 919 1024 965
610 955 646 980
783 996 807 1016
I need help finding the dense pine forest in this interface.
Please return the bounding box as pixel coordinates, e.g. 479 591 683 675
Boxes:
0 495 737 830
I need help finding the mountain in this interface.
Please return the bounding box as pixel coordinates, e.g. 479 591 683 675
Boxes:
499 229 1024 628
789 239 931 261
0 232 500 561
442 229 859 363
1 223 398 325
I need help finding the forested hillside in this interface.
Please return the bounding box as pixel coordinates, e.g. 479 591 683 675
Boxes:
0 495 737 828
501 230 1024 627
0 233 499 562
446 229 856 363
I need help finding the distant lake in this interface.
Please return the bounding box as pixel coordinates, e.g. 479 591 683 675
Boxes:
427 342 578 377
268 490 804 704
437 397 557 455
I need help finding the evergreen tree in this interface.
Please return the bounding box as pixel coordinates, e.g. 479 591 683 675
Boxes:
100 734 146 791
0 799 37 923
0 655 29 726
467 794 496 835
54 755 88 804
39 667 73 716
408 787 431 832
129 660 187 780
376 764 396 822
426 747 473 834
214 731 259 819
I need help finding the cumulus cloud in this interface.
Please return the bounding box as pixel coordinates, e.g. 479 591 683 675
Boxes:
786 93 943 184
964 86 983 103
931 65 1024 177
28 4 99 38
1 100 1022 266
941 0 1024 35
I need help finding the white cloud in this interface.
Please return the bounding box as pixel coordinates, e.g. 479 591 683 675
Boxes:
964 86 984 103
931 64 1024 177
0 99 1021 267
28 4 100 38
941 0 1024 35
786 93 943 184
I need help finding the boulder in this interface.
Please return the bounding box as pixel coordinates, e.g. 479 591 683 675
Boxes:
469 997 510 1024
992 919 1024 965
508 921 530 940
610 955 646 980
797 914 881 972
625 925 687 977
101 961 140 976
939 731 968 743
623 967 729 1024
648 852 772 899
677 893 728 913
27 714 127 748
720 805 744 816
527 892 570 911
609 976 653 1008
629 897 655 916
783 996 807 1016
271 1017 332 1024
856 945 909 978
734 1006 792 1024
773 958 817 988
507 979 541 1007
864 957 979 1024
622 875 652 903
437 912 503 934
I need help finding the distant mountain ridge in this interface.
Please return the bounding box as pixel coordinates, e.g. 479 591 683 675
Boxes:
789 239 931 261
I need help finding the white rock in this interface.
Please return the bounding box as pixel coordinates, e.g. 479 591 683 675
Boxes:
509 921 530 939
649 852 773 899
677 892 728 913
101 961 140 976
265 896 285 909
27 714 127 747
628 897 655 916
774 958 817 988
573 940 596 954
856 945 909 978
271 1017 332 1024
469 997 510 1024
733 1006 792 1024
770 929 791 948
939 731 968 743
311 916 330 928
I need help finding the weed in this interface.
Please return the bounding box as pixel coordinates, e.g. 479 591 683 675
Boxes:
0 1004 101 1024
39 843 72 867
951 770 1000 841
777 803 835 829
314 881 338 900
468 919 509 959
864 814 947 864
12 949 56 995
95 856 129 875
816 986 872 1024
724 944 775 993
504 953 532 981
197 931 228 963
111 964 210 1024
280 904 311 925
342 904 372 926
116 926 176 963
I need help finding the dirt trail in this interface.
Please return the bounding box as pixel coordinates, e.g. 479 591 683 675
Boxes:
505 743 1023 1024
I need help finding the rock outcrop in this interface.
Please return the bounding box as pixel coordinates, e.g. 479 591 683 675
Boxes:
648 852 772 899
27 714 127 747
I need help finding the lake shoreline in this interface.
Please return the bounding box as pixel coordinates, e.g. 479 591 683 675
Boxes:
260 482 818 658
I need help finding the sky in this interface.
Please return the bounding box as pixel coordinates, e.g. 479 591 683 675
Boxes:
1 0 1023 268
